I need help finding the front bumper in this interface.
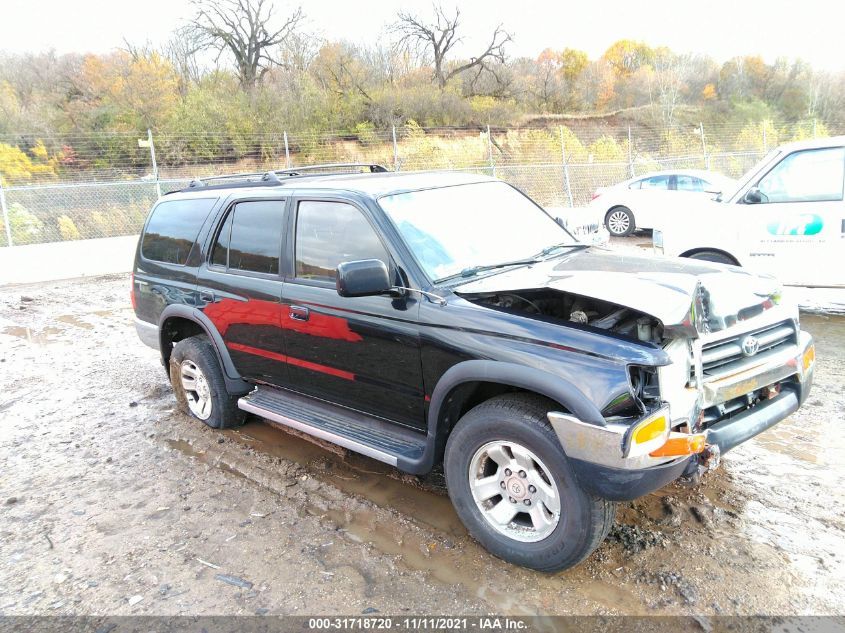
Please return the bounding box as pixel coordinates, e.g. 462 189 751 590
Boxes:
547 330 814 501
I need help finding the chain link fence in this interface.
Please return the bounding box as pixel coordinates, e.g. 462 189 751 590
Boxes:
0 120 835 247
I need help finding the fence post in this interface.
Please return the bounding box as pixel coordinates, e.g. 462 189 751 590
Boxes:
762 121 768 153
486 124 495 177
559 126 574 208
699 122 709 170
0 179 12 247
147 129 161 199
627 126 635 177
392 125 399 172
283 131 291 168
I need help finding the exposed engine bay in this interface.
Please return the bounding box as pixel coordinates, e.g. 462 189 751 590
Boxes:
459 289 664 344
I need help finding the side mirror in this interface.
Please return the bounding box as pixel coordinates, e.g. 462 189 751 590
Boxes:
743 187 764 204
336 259 391 298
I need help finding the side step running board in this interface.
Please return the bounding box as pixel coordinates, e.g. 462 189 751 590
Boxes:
238 386 427 469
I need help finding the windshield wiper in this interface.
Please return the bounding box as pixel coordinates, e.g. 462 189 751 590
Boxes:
434 258 541 284
537 242 589 257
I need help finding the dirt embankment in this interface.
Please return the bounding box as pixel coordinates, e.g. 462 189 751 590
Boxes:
1 275 843 616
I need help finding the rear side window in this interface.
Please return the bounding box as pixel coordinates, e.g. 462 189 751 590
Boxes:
211 200 285 275
295 201 388 282
142 198 217 264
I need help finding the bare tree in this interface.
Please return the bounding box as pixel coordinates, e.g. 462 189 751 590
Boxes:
649 50 693 129
164 27 207 92
391 5 511 89
188 0 304 89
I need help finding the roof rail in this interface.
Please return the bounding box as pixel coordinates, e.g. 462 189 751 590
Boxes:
173 163 389 194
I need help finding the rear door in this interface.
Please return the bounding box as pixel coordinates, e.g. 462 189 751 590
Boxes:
196 197 290 384
277 196 426 429
741 146 845 286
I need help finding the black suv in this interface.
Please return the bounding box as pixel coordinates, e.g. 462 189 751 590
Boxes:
133 164 815 571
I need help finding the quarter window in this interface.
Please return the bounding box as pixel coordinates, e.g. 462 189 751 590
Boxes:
210 200 285 274
757 147 845 203
295 201 389 282
142 198 217 265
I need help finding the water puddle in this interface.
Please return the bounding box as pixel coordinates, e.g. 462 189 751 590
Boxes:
56 314 94 330
224 420 465 537
2 325 64 345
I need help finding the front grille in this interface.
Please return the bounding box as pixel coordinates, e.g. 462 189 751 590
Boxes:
697 320 796 380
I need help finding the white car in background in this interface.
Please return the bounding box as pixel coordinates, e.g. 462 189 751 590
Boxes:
654 136 845 287
591 169 737 236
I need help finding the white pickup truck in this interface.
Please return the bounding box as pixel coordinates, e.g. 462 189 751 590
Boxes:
654 136 844 287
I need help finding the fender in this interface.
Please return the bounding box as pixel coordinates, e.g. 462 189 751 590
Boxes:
397 360 607 475
427 360 606 431
158 304 251 394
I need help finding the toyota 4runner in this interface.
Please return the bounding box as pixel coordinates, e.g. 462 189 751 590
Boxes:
132 164 815 571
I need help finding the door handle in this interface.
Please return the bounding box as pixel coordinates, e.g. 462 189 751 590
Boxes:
289 305 310 322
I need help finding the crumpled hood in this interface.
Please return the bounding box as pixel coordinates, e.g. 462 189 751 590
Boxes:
453 248 783 335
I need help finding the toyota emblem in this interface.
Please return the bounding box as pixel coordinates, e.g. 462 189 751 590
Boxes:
741 335 760 357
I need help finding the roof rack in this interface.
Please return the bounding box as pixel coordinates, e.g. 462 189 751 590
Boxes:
176 163 389 193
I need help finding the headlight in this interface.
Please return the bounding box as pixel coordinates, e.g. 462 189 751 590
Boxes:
653 229 664 249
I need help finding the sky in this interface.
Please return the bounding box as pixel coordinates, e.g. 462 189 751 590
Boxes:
3 0 845 71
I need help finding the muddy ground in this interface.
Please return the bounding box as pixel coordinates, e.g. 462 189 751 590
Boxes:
1 272 844 617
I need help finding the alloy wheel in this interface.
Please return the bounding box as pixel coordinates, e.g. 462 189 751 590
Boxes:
180 360 213 420
468 440 561 543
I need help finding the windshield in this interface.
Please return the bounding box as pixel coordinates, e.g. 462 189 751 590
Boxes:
379 181 576 282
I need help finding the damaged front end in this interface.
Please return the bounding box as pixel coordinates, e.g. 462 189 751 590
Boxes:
455 256 813 490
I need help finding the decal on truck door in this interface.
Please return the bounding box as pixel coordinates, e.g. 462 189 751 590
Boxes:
766 213 824 236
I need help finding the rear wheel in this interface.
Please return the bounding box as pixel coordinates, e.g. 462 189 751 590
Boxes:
169 335 246 429
686 250 737 265
444 394 615 572
605 207 634 237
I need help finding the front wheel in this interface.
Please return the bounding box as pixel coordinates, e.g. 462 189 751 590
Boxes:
444 394 615 572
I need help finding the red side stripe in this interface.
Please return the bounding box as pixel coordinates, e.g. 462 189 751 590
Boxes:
227 342 356 381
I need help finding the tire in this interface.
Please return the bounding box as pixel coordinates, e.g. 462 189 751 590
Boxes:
605 207 634 237
686 250 737 265
444 394 615 572
169 335 246 429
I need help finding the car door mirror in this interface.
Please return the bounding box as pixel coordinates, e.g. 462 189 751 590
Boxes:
336 259 391 298
743 187 765 204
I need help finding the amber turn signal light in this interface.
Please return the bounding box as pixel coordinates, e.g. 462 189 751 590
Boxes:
649 433 707 457
803 345 815 371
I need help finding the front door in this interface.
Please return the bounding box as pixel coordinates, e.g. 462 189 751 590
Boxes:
197 197 290 384
743 145 845 286
278 198 426 429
